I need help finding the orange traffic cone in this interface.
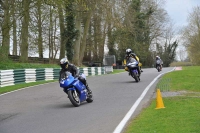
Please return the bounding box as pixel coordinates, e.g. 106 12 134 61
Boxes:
155 89 165 109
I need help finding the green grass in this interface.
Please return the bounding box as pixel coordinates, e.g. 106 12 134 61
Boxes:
161 66 200 92
124 97 200 133
0 80 57 94
112 69 125 74
124 66 200 133
170 61 193 67
0 62 60 70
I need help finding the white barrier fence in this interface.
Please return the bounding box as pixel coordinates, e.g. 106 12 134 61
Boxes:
0 67 106 87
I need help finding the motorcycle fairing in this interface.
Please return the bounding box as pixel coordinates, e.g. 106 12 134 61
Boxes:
132 69 138 74
72 80 87 102
60 73 75 87
60 74 87 102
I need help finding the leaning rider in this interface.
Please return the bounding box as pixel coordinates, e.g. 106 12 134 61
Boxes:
124 48 143 75
59 57 92 94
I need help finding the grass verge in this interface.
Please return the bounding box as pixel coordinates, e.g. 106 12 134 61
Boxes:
0 62 60 70
0 80 57 94
124 66 200 133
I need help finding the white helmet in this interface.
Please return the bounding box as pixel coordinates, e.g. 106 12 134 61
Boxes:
126 48 132 55
156 56 160 59
60 58 69 69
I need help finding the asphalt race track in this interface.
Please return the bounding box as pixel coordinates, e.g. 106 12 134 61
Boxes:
0 67 174 133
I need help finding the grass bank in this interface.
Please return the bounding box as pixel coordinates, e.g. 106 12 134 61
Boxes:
124 66 200 133
0 62 60 70
170 61 193 67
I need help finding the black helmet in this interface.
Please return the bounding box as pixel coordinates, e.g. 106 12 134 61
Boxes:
126 48 132 55
60 58 69 69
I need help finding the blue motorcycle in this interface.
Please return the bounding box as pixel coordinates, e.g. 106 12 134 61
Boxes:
59 71 93 107
126 58 140 82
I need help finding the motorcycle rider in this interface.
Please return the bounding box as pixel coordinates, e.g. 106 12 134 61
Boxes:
59 57 92 94
124 48 143 75
155 56 163 71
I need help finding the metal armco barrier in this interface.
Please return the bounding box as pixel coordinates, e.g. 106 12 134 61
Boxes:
0 67 106 87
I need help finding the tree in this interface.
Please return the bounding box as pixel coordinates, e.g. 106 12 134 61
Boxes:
19 0 31 62
114 0 155 66
11 0 17 55
177 48 187 61
0 0 11 60
79 7 93 65
182 6 200 65
57 1 65 59
36 0 43 58
64 0 77 62
0 0 173 67
73 10 81 65
157 40 178 67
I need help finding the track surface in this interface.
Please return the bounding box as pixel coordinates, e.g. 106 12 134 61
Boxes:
0 67 174 133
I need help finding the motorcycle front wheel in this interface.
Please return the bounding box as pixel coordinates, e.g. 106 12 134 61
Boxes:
68 90 81 107
132 72 139 82
157 66 160 72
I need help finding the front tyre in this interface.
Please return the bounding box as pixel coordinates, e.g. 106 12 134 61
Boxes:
68 90 80 107
157 66 160 72
133 72 139 82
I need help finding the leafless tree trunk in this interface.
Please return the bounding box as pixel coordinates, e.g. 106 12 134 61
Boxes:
73 12 81 66
79 10 92 65
1 0 11 58
37 0 43 58
48 5 53 63
11 0 17 55
58 2 65 59
19 0 31 62
99 22 107 63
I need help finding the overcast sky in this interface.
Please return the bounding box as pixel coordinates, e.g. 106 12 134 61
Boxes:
164 0 200 27
163 1 200 60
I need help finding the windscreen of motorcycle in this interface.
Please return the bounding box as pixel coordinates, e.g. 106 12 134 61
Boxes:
127 57 137 64
156 60 161 64
65 71 72 78
60 71 72 80
60 71 75 87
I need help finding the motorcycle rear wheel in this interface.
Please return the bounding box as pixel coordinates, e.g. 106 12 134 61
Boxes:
68 90 81 107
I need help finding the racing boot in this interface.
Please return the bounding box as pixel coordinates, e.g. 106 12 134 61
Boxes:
138 68 141 76
86 83 92 95
140 66 143 72
128 69 131 76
